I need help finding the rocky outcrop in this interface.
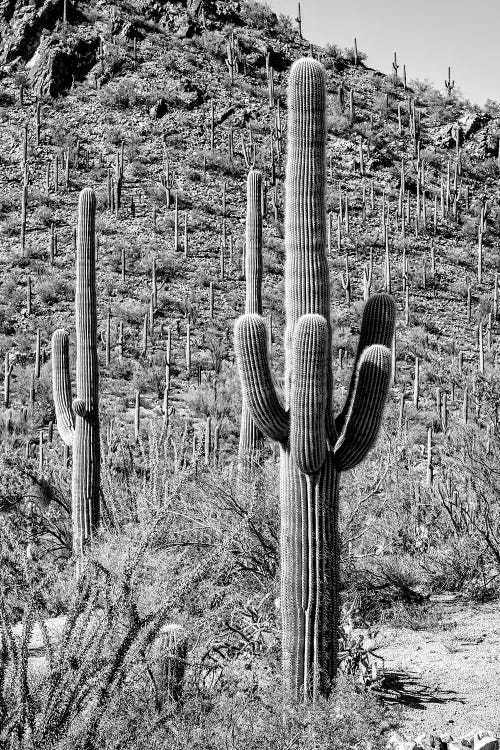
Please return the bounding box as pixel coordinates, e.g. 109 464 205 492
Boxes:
437 111 491 148
0 0 82 64
149 78 205 117
26 32 99 97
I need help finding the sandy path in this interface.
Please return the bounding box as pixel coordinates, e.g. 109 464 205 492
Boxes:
376 597 500 738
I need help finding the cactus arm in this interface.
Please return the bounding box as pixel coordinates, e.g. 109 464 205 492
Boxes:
238 168 264 466
51 328 75 447
290 314 328 474
245 169 263 315
334 292 396 437
333 344 392 472
234 314 289 443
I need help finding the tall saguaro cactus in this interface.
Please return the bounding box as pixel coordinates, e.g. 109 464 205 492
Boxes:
52 188 100 574
234 59 395 700
238 169 264 466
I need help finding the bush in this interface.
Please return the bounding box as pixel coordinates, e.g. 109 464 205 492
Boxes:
344 46 368 65
37 277 73 305
99 78 138 109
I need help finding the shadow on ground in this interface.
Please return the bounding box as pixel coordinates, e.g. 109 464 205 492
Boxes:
377 671 465 710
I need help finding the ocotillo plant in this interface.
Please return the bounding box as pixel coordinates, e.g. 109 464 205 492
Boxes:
234 59 395 701
238 169 264 467
52 188 100 576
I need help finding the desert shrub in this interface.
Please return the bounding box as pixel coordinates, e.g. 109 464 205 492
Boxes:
379 600 439 631
183 362 241 427
0 89 16 106
484 99 500 117
373 92 389 117
343 46 367 65
128 158 149 179
0 213 19 237
418 537 485 594
131 358 164 397
203 152 244 177
0 194 15 217
242 1 278 31
327 99 350 136
0 455 72 617
465 157 498 181
99 78 138 109
37 277 72 305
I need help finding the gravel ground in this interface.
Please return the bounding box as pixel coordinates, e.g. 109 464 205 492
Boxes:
376 597 500 738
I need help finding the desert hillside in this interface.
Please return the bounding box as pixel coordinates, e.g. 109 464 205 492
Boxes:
1 1 500 748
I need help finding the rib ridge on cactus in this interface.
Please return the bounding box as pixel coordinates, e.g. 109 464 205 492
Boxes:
234 57 396 701
52 187 100 576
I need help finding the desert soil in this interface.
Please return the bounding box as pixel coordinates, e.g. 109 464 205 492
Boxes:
376 596 500 738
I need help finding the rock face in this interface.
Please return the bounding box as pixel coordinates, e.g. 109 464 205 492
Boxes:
26 32 99 97
437 112 491 148
0 0 80 64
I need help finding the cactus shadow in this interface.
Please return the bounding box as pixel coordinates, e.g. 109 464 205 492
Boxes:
376 670 464 710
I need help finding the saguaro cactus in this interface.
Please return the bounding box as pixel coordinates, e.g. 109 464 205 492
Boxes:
52 188 100 574
234 59 395 700
238 169 264 467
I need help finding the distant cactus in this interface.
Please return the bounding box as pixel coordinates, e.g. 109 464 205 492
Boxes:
445 66 455 97
234 59 395 700
238 169 264 467
52 188 100 575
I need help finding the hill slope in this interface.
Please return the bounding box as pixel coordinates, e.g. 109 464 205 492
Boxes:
1 0 500 742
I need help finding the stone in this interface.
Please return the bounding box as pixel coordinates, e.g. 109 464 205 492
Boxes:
386 737 417 750
415 734 434 748
474 738 499 750
386 733 408 749
461 733 477 747
150 98 169 119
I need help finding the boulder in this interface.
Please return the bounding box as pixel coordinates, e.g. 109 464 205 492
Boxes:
150 98 169 119
386 733 415 750
474 739 499 750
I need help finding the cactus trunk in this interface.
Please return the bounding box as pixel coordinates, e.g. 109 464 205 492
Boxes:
280 449 339 698
73 187 100 566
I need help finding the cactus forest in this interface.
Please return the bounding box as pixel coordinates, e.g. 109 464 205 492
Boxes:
0 0 499 748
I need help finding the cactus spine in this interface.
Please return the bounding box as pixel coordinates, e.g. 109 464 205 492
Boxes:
52 188 100 574
234 59 395 700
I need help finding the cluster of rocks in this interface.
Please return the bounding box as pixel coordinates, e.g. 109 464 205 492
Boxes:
387 730 499 750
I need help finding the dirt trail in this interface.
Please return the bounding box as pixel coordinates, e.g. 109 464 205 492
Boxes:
376 597 500 738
